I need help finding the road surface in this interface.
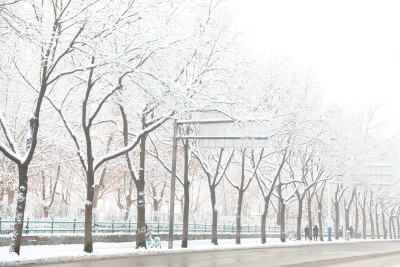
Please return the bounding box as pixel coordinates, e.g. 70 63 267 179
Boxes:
29 240 400 267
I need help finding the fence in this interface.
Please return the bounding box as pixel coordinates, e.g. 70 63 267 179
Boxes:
0 217 372 238
0 217 302 236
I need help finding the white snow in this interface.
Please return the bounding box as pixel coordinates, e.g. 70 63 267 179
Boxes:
0 237 393 266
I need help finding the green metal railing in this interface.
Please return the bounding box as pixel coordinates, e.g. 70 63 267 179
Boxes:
0 217 295 236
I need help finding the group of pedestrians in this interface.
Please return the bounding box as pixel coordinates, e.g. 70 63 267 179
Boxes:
304 225 319 241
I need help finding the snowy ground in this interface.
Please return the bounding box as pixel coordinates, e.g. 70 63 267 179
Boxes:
0 237 390 266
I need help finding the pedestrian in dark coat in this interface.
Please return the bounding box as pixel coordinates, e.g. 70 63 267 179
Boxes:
349 226 354 238
313 225 319 241
304 226 309 240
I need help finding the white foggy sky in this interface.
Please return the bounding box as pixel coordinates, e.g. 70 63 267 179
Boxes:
233 0 400 135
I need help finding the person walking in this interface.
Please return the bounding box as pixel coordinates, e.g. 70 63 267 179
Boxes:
313 225 319 241
304 226 309 240
349 226 354 239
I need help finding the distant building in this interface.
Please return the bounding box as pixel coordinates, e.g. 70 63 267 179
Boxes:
350 161 394 185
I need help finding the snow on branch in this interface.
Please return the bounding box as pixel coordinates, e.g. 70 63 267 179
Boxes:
214 149 234 187
0 111 21 161
147 135 183 186
94 111 173 172
44 95 87 173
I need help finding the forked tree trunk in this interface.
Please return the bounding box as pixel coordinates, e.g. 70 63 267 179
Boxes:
235 152 248 245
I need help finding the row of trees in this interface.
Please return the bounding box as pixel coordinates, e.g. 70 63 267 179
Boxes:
1 0 399 256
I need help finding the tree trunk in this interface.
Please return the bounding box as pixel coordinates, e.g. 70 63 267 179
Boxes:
93 170 106 210
362 208 366 239
123 200 133 221
307 196 312 241
83 169 95 253
355 198 359 239
389 217 393 239
382 210 387 239
296 197 303 241
318 201 323 241
375 205 380 239
210 185 218 245
9 164 28 255
334 202 340 240
345 207 350 231
260 203 268 244
280 202 286 242
181 140 190 248
43 207 49 218
136 134 147 249
236 189 244 245
369 211 375 239
235 151 248 245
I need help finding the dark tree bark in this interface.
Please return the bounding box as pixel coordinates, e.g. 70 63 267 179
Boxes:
133 114 148 249
295 192 304 241
332 184 346 240
345 188 356 232
194 148 233 246
306 193 313 241
226 149 263 245
316 181 326 241
358 190 368 239
280 200 286 243
181 140 190 248
9 164 28 255
355 192 359 239
255 150 287 244
3 20 58 253
235 165 245 245
210 184 218 245
136 135 147 249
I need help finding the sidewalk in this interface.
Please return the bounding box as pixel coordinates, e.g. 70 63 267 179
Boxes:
0 237 389 266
